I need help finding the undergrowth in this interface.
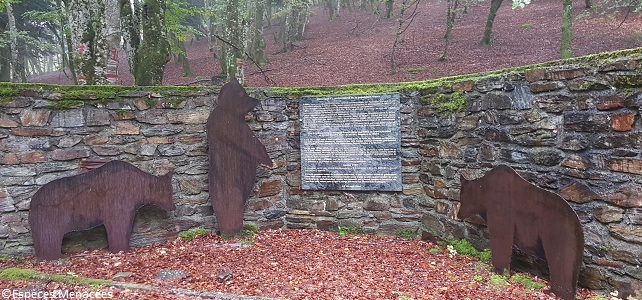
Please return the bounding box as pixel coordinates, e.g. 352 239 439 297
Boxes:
337 226 364 237
178 227 209 241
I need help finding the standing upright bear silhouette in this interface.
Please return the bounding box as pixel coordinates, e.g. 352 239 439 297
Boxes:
458 165 584 300
207 78 272 236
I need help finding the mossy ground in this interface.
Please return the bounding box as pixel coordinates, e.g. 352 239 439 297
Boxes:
0 268 112 287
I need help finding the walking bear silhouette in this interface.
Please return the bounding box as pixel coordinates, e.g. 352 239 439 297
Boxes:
458 165 584 300
29 160 174 260
207 78 272 236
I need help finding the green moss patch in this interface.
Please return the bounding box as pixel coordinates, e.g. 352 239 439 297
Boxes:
0 267 112 287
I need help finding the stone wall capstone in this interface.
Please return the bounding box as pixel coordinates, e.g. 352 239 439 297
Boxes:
1 48 642 297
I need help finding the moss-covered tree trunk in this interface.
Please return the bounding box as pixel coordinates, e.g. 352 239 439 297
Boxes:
170 32 192 77
219 0 244 82
122 0 170 86
135 0 170 85
0 44 10 82
480 0 503 46
121 0 139 82
326 0 338 20
64 0 120 85
385 0 394 18
250 0 268 66
561 0 573 59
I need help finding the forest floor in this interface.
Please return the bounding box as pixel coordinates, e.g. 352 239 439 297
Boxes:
0 229 603 299
29 0 642 88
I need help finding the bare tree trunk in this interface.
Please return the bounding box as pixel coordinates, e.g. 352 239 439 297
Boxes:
439 0 459 61
57 0 77 82
480 0 503 46
561 0 573 58
7 3 23 83
391 0 420 73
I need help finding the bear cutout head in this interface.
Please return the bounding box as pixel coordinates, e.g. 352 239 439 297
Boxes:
216 77 261 115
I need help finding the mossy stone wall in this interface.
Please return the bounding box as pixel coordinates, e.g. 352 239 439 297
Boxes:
2 48 642 297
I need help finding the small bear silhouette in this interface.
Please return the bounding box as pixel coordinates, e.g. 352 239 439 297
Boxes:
207 78 272 236
29 160 174 260
458 165 584 300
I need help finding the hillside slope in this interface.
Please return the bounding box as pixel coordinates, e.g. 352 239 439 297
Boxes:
29 0 642 87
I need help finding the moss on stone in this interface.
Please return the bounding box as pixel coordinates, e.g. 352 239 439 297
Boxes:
0 267 112 287
0 47 640 105
611 74 642 88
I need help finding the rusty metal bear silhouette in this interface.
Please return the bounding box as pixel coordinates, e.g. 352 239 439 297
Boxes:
207 78 272 236
458 165 584 300
29 160 174 260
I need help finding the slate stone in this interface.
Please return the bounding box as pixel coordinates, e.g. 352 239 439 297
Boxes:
607 159 642 176
57 136 82 148
546 68 585 80
611 113 635 131
112 272 134 280
529 149 564 166
136 110 169 124
463 147 478 162
481 93 512 110
50 149 90 161
0 167 36 177
50 110 84 128
500 149 529 164
91 146 123 156
480 127 510 142
594 133 642 149
111 122 140 135
84 109 110 126
20 110 50 127
534 95 574 113
263 209 287 220
563 112 610 132
141 125 184 136
593 206 624 223
155 270 189 281
0 192 15 212
597 95 626 110
167 110 209 124
560 134 591 151
530 81 564 93
157 144 186 156
609 225 642 244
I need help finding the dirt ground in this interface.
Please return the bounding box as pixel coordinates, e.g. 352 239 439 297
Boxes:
28 0 642 88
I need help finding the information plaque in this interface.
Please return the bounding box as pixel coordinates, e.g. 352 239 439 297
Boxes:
300 94 401 191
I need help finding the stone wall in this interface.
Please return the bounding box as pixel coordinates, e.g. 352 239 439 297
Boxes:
1 48 642 297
